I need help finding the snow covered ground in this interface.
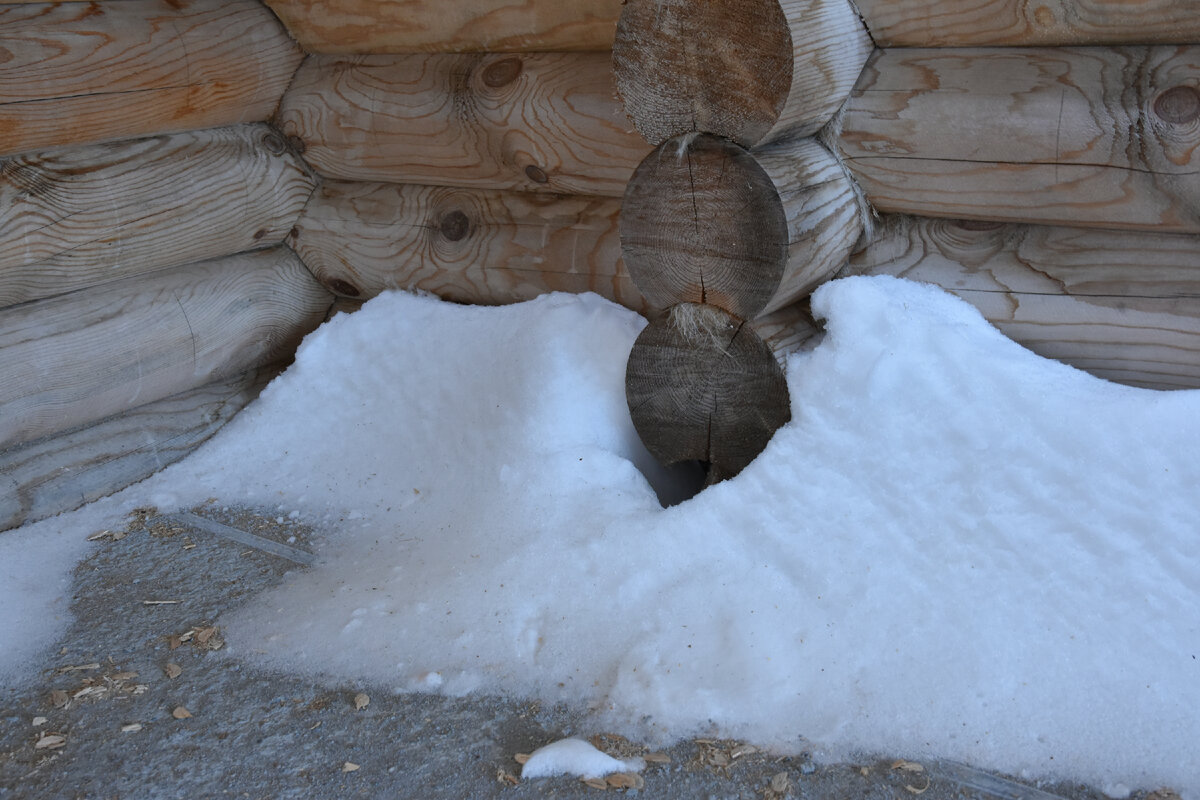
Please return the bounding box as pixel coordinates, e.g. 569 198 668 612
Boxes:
3 277 1197 796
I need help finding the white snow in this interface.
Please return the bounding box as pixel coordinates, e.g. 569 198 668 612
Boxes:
2 277 1198 796
0 508 106 685
520 737 644 780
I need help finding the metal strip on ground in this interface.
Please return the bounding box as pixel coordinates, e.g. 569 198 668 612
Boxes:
165 511 316 566
935 760 1068 800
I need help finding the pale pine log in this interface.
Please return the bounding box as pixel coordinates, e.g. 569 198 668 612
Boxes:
853 0 1200 47
626 303 791 480
613 0 872 147
839 47 1200 233
846 215 1200 389
621 134 862 319
0 125 314 309
0 0 302 157
0 248 332 450
277 53 648 195
0 368 277 533
262 0 622 53
291 181 647 311
750 301 822 366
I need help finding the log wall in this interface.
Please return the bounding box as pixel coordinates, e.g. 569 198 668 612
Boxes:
0 248 331 451
852 0 1200 47
0 0 302 157
0 124 315 308
840 46 1200 233
277 53 648 195
291 181 645 311
846 216 1200 389
262 0 623 53
0 368 277 533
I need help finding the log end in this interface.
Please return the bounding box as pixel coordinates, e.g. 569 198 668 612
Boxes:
612 0 793 147
621 134 788 319
626 304 791 481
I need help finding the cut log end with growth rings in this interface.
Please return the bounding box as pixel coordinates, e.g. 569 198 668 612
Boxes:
626 304 791 482
621 133 863 319
613 0 873 147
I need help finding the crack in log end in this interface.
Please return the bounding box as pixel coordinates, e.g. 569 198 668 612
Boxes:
622 134 788 318
627 310 791 486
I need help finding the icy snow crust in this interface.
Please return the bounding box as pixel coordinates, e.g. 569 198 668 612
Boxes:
3 277 1198 794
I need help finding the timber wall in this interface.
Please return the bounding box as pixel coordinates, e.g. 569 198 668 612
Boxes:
3 0 1199 529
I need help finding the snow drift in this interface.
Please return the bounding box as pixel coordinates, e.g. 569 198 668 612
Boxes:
3 277 1197 795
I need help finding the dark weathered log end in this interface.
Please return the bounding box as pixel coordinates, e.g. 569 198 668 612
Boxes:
621 134 789 319
626 304 791 482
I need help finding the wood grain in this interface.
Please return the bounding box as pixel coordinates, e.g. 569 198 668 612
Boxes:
750 300 822 365
0 248 332 450
613 0 872 146
621 134 862 318
277 53 649 195
0 368 277 533
0 125 315 310
839 47 1200 233
262 0 622 53
846 215 1200 389
853 0 1200 47
0 0 302 157
290 180 647 311
626 303 790 480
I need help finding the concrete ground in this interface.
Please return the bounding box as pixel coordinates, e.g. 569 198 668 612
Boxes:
0 507 1173 800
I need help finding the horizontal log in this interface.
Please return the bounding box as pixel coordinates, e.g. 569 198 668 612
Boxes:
0 0 302 157
306 233 823 364
613 0 873 147
853 0 1200 47
626 303 791 481
621 134 863 318
846 215 1200 389
262 0 622 53
290 180 646 311
0 368 277 533
0 125 315 309
278 53 648 195
839 47 1200 233
750 300 822 365
0 248 332 450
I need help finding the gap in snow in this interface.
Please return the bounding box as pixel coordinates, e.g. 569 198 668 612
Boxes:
2 279 1197 798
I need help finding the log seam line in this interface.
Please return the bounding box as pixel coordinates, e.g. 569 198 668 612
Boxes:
845 154 1200 178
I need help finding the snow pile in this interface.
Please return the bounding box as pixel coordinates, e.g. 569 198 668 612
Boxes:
520 738 644 780
0 523 93 685
3 278 1198 795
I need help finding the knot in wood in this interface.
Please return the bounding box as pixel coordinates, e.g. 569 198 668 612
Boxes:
325 278 361 297
286 134 307 155
524 165 549 184
481 57 523 89
439 210 471 241
260 131 288 156
1154 86 1200 125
